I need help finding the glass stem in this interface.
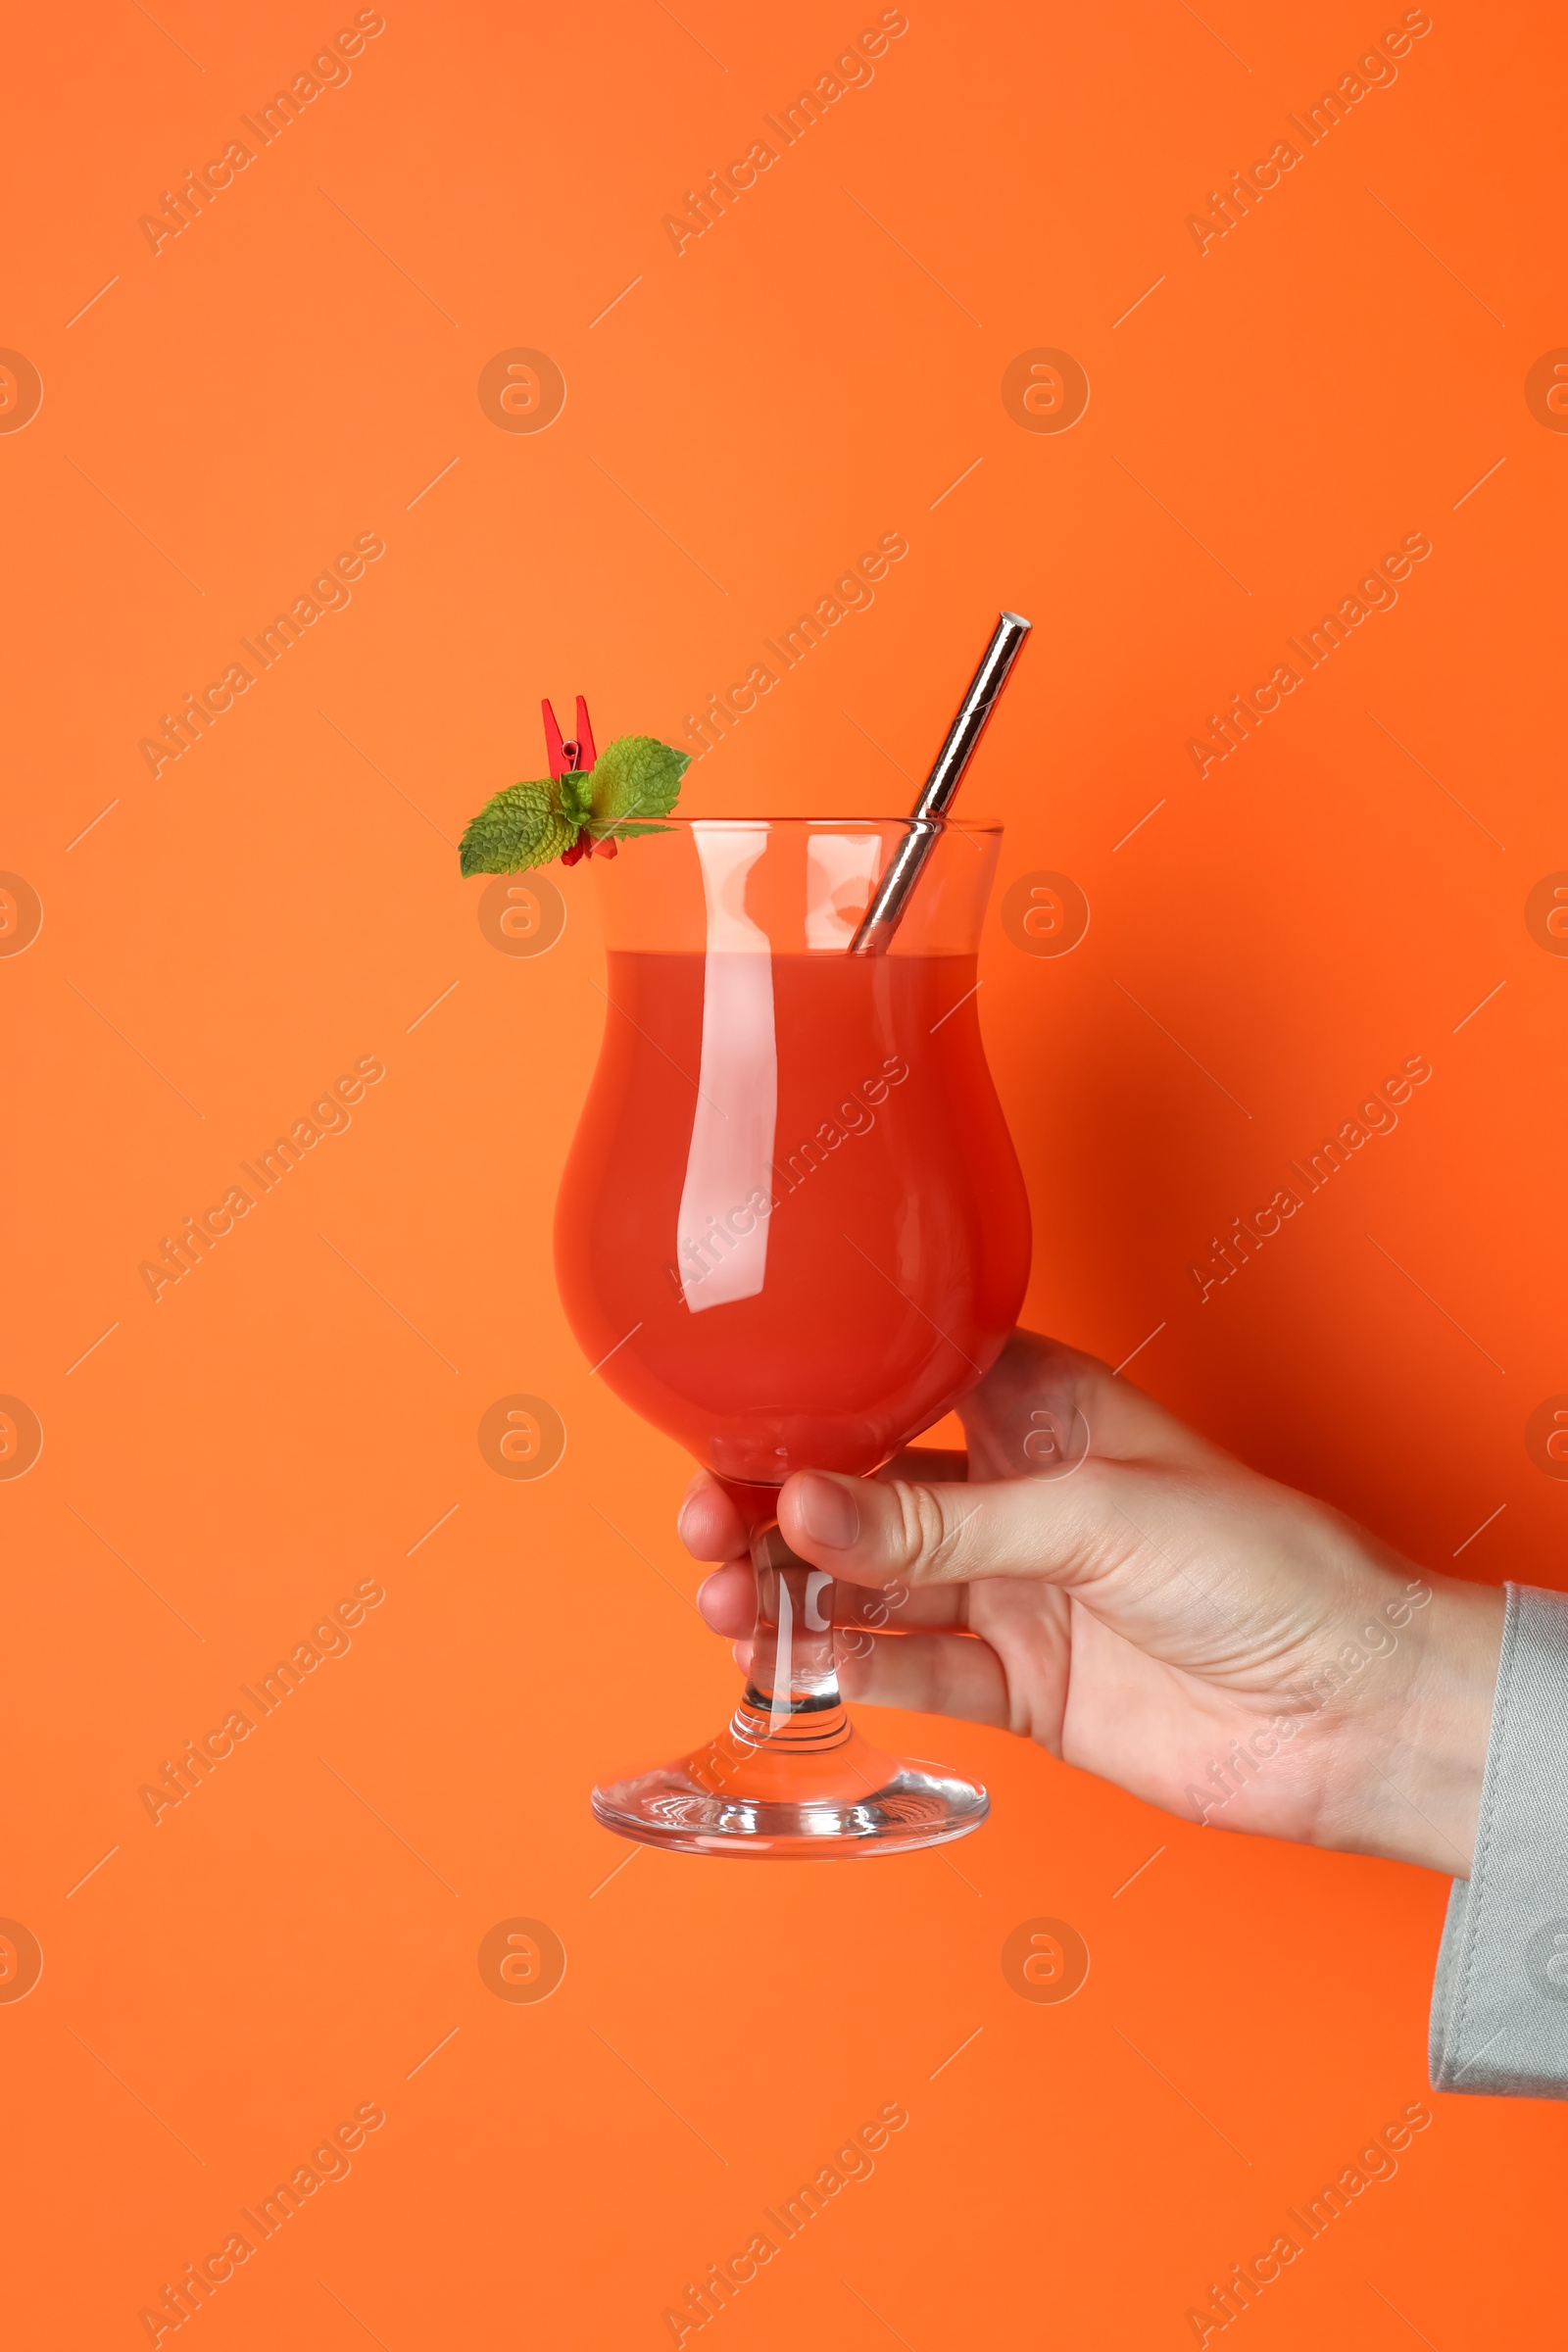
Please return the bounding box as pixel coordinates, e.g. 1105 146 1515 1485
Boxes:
736 1522 850 1749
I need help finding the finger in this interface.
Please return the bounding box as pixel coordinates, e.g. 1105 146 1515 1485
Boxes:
695 1557 968 1637
680 1452 966 1567
696 1561 754 1636
777 1460 1147 1594
677 1472 746 1562
698 1561 1004 1720
835 1576 968 1633
725 1626 1004 1716
837 1629 1010 1729
959 1328 1223 1476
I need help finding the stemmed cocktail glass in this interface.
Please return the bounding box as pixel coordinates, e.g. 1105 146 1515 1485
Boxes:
556 815 1030 1856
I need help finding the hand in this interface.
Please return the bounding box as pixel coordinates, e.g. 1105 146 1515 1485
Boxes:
678 1330 1505 1876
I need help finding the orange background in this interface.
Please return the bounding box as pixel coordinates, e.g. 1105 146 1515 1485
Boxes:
4 0 1565 2342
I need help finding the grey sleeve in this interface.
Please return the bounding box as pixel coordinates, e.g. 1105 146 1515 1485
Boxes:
1430 1583 1568 2098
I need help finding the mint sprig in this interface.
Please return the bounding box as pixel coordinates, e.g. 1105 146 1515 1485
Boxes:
459 733 690 877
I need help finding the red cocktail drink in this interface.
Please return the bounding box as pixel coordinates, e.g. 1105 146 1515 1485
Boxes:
562 948 1026 1483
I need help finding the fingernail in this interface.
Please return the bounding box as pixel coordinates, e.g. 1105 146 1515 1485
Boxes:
795 1473 859 1550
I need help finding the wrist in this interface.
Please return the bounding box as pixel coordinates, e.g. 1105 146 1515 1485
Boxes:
1323 1573 1505 1876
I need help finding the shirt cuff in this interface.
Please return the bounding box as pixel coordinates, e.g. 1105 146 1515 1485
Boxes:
1431 1583 1568 2098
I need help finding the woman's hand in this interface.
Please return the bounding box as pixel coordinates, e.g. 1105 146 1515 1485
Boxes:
677 1330 1504 1876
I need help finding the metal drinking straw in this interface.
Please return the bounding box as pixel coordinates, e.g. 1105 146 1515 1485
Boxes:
848 611 1032 956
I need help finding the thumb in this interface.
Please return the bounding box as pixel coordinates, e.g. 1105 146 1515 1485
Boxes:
777 1460 1147 1593
776 1460 1286 1687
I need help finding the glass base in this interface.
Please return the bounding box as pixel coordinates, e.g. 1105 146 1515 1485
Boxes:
590 1696 989 1859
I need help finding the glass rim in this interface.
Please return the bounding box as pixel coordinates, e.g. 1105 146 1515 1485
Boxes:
627 815 1004 831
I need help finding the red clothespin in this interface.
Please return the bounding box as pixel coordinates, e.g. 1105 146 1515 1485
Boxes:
543 695 616 863
542 695 598 778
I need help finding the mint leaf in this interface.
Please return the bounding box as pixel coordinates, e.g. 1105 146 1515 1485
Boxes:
587 734 690 841
459 780 577 876
559 770 595 831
